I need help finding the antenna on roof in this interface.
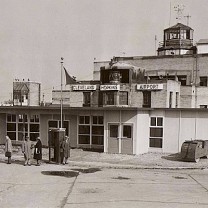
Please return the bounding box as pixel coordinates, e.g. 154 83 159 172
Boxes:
184 14 191 26
169 1 171 26
174 4 185 23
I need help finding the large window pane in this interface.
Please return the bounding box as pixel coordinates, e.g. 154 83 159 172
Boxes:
30 124 39 132
79 126 90 134
7 123 16 131
93 116 104 125
105 92 115 105
79 116 85 124
150 117 156 126
49 120 58 128
79 135 90 144
7 114 16 122
92 136 104 145
30 133 39 141
92 126 104 135
83 92 91 107
85 116 90 124
149 138 162 148
157 117 163 126
7 132 16 141
18 123 28 131
110 125 118 138
143 91 151 108
123 125 132 138
150 128 163 137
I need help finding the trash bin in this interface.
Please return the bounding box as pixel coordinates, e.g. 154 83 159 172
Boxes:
48 128 65 164
181 140 208 162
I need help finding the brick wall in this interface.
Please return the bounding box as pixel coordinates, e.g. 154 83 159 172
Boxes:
28 82 40 106
52 90 83 107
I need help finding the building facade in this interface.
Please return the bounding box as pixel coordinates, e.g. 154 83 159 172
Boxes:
13 80 41 106
2 22 208 155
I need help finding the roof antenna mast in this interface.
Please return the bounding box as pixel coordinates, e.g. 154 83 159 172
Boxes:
174 4 185 23
184 14 191 26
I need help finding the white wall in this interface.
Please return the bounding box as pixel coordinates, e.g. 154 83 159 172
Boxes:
197 45 208 54
135 110 149 154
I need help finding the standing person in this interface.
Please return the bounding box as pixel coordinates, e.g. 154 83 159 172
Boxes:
63 136 70 164
33 137 42 166
22 136 32 166
5 135 12 164
60 138 65 165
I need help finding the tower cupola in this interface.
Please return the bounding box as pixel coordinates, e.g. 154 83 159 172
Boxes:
157 23 195 56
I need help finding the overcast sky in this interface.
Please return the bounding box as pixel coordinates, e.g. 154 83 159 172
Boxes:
0 0 208 103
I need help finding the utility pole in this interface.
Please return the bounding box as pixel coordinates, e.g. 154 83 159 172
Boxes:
60 57 64 128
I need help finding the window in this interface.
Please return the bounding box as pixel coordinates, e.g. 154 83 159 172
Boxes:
30 114 40 141
30 115 39 123
149 117 163 148
169 92 173 108
200 77 207 86
48 120 69 136
7 114 16 140
119 92 128 105
78 116 104 146
18 114 28 141
83 92 91 107
143 91 151 108
98 91 104 106
78 116 90 144
178 76 187 86
6 114 40 141
200 105 207 108
123 125 132 138
79 116 90 124
109 125 119 138
7 114 16 122
176 92 179 108
104 92 115 105
92 116 104 145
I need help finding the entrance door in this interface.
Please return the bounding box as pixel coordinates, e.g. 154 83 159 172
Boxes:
108 124 119 154
121 125 133 154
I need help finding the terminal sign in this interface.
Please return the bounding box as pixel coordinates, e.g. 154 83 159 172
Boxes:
100 85 120 91
72 85 97 91
137 84 163 90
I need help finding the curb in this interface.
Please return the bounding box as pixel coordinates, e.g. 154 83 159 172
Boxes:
67 161 208 170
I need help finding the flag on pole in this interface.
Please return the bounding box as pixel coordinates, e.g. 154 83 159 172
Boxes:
63 67 77 85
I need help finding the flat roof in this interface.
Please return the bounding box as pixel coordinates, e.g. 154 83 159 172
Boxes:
1 105 208 112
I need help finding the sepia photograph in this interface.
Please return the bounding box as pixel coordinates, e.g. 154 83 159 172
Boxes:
0 0 208 207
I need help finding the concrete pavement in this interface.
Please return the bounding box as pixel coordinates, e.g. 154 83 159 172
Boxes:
1 161 208 208
1 147 208 208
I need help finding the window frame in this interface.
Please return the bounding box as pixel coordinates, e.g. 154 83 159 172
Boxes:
143 91 151 108
149 117 163 148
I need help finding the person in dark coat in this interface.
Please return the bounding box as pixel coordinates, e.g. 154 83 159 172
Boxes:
33 137 42 166
5 135 12 164
60 139 65 164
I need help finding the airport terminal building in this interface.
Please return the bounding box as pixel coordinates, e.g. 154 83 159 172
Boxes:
1 22 208 155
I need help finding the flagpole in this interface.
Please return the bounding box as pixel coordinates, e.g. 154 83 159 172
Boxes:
60 57 64 128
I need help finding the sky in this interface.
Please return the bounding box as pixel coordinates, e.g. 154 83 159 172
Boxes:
0 0 208 103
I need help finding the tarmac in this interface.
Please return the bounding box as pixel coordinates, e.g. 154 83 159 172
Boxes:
1 146 208 208
1 145 208 170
